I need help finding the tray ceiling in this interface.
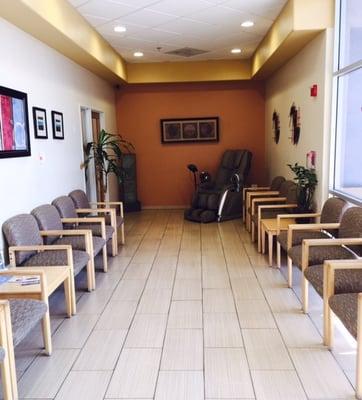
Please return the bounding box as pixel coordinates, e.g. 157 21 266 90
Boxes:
68 0 287 63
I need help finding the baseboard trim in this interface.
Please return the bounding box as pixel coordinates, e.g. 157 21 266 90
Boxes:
142 205 187 210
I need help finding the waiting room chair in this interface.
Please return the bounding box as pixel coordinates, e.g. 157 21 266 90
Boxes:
243 175 285 227
2 214 90 308
69 189 125 254
288 207 362 313
52 196 114 266
276 197 348 271
31 204 106 289
0 270 51 400
323 259 362 400
184 149 252 223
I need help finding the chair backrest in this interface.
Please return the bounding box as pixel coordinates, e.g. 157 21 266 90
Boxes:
31 204 63 245
286 183 298 204
270 176 285 190
338 207 362 256
52 196 78 218
2 214 42 265
214 149 252 189
320 197 348 224
279 180 295 197
69 190 90 209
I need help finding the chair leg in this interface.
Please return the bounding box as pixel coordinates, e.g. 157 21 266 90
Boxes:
64 276 72 318
251 222 255 242
0 308 16 400
277 242 281 268
103 246 108 273
323 295 332 348
86 260 94 292
357 296 362 399
42 312 52 356
70 277 76 315
287 257 293 288
112 232 118 256
268 232 273 267
120 223 125 245
302 276 309 313
3 303 18 400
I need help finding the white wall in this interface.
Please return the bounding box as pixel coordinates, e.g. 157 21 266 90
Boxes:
265 30 334 209
0 18 118 250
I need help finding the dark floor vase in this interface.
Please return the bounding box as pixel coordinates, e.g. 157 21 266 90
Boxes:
120 153 141 212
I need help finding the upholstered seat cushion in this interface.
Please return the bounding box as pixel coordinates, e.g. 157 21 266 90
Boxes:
329 293 358 339
288 244 356 269
251 209 288 224
304 264 362 297
55 235 105 256
76 223 114 241
10 299 47 347
104 215 124 227
23 249 90 276
278 230 329 251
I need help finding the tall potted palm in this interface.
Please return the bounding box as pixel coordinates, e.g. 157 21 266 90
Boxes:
82 129 134 201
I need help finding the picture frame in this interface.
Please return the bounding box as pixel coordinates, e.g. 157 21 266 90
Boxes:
161 117 219 144
0 85 31 159
51 111 64 140
32 107 48 139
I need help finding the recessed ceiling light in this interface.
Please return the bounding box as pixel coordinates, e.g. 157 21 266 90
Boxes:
134 51 144 57
114 25 126 33
231 48 242 54
241 20 254 27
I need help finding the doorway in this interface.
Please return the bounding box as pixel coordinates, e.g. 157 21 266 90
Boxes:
80 107 105 202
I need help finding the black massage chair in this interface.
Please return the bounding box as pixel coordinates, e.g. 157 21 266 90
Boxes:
184 149 252 223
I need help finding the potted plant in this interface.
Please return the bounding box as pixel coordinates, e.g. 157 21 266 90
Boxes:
287 163 318 222
82 129 134 202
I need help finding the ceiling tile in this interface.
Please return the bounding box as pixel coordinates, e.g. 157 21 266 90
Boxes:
147 0 213 18
119 8 179 27
223 0 286 19
67 0 89 7
77 0 137 19
83 13 109 26
109 0 162 7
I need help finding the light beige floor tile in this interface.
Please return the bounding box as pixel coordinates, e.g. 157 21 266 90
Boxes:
106 348 161 398
243 329 293 370
173 279 202 300
290 348 355 399
202 269 231 289
274 312 322 348
168 301 202 329
111 279 146 301
204 313 243 348
161 329 203 371
52 314 98 349
95 301 137 330
251 370 307 400
204 348 254 399
263 287 301 312
203 288 236 313
125 314 168 348
18 349 79 398
146 265 176 289
123 262 152 279
76 290 110 314
236 299 276 328
137 288 172 314
227 264 255 278
73 330 127 370
132 249 157 264
55 371 111 400
155 371 204 400
231 277 264 300
176 264 202 280
254 268 287 288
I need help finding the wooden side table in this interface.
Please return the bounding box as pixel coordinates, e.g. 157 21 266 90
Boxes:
0 266 75 317
261 218 295 267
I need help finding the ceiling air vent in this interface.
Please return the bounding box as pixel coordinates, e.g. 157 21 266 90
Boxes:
165 47 209 57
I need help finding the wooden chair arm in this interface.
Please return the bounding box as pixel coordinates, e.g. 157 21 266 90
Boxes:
258 203 297 210
251 197 286 215
247 191 280 212
276 213 318 234
61 217 105 225
76 208 113 214
288 222 340 232
246 186 271 190
40 229 91 237
303 237 362 248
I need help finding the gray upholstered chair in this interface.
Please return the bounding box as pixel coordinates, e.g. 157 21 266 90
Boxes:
2 214 90 300
244 175 286 227
322 260 362 400
69 189 124 255
250 181 297 250
31 204 106 289
0 293 50 400
276 197 348 270
53 195 116 260
288 207 362 313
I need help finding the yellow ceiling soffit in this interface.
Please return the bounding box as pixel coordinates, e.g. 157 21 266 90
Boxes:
251 0 334 79
126 59 251 84
0 0 127 83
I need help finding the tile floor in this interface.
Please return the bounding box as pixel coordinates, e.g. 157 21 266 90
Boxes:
3 210 358 399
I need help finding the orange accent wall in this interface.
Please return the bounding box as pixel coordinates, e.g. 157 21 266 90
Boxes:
116 81 266 207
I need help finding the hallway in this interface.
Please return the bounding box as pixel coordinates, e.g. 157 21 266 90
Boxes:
13 210 356 399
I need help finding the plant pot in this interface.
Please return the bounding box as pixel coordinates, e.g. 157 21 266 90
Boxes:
295 209 314 224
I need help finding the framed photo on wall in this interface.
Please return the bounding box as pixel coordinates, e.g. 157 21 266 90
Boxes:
161 117 219 144
51 111 64 140
33 107 48 139
0 85 31 158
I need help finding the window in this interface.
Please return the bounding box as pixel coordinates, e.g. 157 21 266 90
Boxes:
331 0 362 204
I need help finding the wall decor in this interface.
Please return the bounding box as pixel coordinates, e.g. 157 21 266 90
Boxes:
33 107 48 139
306 150 316 169
161 117 219 144
0 85 31 158
289 103 300 145
51 111 64 140
272 110 280 144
